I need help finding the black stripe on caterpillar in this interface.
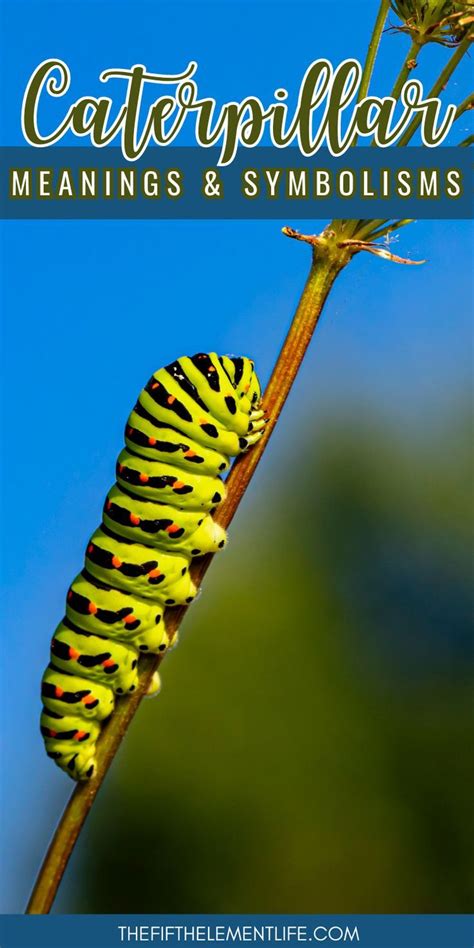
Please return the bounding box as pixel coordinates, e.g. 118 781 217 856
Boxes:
40 353 264 780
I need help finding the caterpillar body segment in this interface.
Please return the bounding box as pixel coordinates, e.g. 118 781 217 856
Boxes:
85 529 198 604
124 410 231 476
41 668 115 720
46 749 95 781
50 623 140 692
40 353 263 781
66 572 167 652
41 692 106 781
40 710 100 749
103 485 228 554
116 449 227 510
139 383 246 458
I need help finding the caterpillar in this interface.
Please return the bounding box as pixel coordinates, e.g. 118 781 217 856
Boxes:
40 353 264 781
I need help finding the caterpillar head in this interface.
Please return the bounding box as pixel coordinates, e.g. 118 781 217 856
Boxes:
232 357 261 408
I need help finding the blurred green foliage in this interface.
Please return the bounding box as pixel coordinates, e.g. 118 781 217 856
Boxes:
61 409 473 913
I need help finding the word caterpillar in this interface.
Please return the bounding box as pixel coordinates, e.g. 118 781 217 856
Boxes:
40 353 264 781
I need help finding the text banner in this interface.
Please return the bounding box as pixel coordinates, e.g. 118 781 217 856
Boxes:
1 914 473 948
0 147 472 219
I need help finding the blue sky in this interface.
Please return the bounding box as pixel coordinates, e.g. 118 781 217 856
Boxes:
0 0 472 913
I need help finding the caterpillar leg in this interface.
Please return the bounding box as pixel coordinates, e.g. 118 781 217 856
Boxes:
145 671 161 698
186 517 227 556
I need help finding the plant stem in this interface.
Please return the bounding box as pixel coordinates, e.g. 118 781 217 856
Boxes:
26 235 351 916
358 0 391 103
454 91 474 121
389 39 422 100
353 0 391 147
397 33 473 146
367 36 423 148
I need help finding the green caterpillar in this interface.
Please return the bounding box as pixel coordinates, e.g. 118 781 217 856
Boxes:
40 354 264 781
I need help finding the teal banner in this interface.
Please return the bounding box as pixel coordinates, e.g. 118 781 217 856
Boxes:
0 915 472 948
0 147 472 219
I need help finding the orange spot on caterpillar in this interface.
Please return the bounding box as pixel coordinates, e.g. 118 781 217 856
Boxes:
81 694 95 705
67 590 73 600
123 614 137 625
49 729 57 738
130 512 140 525
88 602 98 615
112 555 122 568
184 450 196 458
74 730 87 741
69 647 80 660
139 473 149 483
173 480 185 490
148 569 161 578
55 686 64 698
209 366 216 372
87 544 94 554
102 658 115 668
118 464 124 473
106 500 112 511
148 437 156 446
166 523 181 535
167 395 176 405
199 417 207 425
151 382 159 389
127 427 134 435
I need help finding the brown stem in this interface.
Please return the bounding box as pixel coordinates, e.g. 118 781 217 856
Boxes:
26 234 350 915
